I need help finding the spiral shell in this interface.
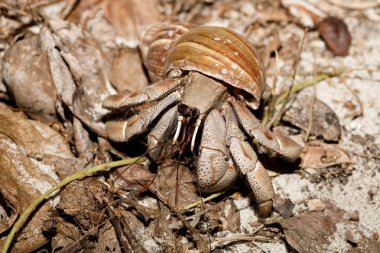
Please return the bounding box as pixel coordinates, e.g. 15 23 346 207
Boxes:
140 23 194 81
165 26 266 109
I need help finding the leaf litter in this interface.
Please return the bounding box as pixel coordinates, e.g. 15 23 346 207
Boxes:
0 0 379 252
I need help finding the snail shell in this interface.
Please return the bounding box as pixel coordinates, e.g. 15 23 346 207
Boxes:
165 26 266 109
140 23 194 81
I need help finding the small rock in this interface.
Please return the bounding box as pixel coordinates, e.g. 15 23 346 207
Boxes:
348 210 360 221
317 16 351 56
308 199 326 211
305 168 318 175
274 196 295 218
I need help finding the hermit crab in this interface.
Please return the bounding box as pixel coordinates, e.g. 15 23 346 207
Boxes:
102 25 302 217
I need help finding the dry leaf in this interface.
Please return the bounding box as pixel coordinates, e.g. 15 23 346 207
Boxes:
284 91 341 142
273 195 295 218
95 221 122 253
275 205 380 253
2 35 57 123
109 47 148 93
48 19 114 137
57 179 106 231
66 0 162 45
300 142 354 169
156 161 199 210
0 183 20 234
50 217 83 252
0 104 74 252
112 164 156 193
227 201 241 232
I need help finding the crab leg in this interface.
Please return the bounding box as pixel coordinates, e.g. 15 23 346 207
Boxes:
223 103 274 217
102 78 181 110
197 110 238 193
229 98 302 162
105 91 180 142
147 106 178 160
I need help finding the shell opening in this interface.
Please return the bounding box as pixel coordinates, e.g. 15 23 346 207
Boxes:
233 88 261 110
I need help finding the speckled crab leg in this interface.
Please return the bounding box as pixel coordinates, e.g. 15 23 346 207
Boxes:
197 109 238 193
229 98 302 162
223 103 274 217
102 78 181 109
147 106 179 160
105 92 180 142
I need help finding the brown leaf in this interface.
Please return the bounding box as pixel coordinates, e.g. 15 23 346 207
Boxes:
0 183 20 235
318 16 351 56
109 47 148 93
275 205 380 253
112 164 156 193
255 6 290 23
47 19 113 137
205 202 227 231
300 142 354 169
95 221 122 253
57 179 106 231
0 104 73 157
0 104 74 252
2 35 57 123
66 0 162 44
38 27 77 113
227 201 241 233
283 91 341 142
277 211 338 252
273 195 295 218
156 161 199 210
50 217 83 252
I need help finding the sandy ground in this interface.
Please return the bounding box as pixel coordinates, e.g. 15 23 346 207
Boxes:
220 5 380 253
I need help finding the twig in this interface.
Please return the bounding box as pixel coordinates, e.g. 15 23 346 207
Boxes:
107 205 148 253
342 82 363 119
262 50 279 126
304 85 316 141
252 224 265 235
211 234 270 253
326 0 380 9
152 190 210 253
350 151 380 160
267 28 308 128
60 217 113 253
210 224 266 251
181 191 226 212
261 68 344 127
185 3 203 23
1 157 145 253
274 68 344 106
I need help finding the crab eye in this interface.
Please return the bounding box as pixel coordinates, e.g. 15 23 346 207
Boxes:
192 107 200 119
178 103 199 120
178 103 191 117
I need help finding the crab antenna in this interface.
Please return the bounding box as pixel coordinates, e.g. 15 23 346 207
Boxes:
172 116 184 144
190 119 201 151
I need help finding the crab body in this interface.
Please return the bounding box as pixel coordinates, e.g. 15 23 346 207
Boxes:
103 26 302 217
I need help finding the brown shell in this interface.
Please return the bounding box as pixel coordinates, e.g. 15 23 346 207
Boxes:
165 26 266 109
140 23 194 81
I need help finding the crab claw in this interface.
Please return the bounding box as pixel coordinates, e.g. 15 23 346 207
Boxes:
197 110 238 192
